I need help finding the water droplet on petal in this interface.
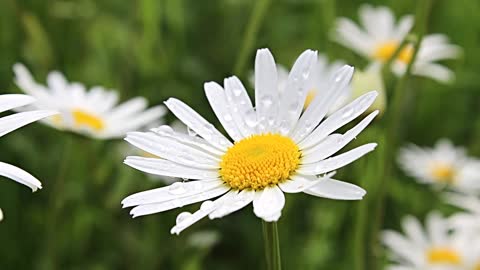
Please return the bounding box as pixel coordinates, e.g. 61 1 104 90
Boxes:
176 212 193 224
168 182 187 195
342 108 354 119
233 88 242 97
244 110 257 127
200 200 215 211
260 95 273 108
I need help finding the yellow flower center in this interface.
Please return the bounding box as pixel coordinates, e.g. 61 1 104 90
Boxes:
475 263 480 270
427 248 462 265
430 163 455 183
72 109 105 131
374 41 413 64
219 134 301 190
304 89 316 109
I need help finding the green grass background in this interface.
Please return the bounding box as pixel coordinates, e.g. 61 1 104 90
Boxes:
0 0 479 269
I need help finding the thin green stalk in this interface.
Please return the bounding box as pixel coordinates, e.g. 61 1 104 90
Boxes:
40 134 74 270
262 221 282 270
233 0 271 76
370 0 434 269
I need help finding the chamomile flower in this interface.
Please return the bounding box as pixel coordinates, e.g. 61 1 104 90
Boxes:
13 64 166 139
0 94 57 220
122 48 379 235
398 139 480 193
383 212 480 270
333 5 461 83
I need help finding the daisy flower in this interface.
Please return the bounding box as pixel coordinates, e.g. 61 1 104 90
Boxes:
383 212 480 270
333 4 461 83
122 48 379 234
13 64 166 139
398 139 480 193
0 94 57 220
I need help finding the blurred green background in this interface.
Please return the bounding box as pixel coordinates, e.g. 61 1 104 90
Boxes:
0 0 479 269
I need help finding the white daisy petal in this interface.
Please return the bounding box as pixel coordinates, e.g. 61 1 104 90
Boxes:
302 110 379 164
402 216 428 247
253 185 285 222
412 63 455 83
209 189 256 219
334 18 373 57
299 91 378 149
0 161 42 192
124 156 219 180
0 94 35 113
108 97 148 120
276 49 317 135
393 15 414 40
0 110 58 137
164 98 232 150
291 65 354 142
122 179 223 207
130 184 229 218
254 48 279 132
382 230 423 265
125 131 219 169
278 174 332 193
224 76 256 138
297 143 377 175
204 82 243 141
304 178 366 200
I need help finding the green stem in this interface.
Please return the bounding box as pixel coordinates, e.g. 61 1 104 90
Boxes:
40 134 74 270
370 0 434 269
233 0 271 76
262 221 282 270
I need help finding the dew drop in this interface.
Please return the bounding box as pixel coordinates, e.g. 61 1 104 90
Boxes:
176 212 193 224
233 88 242 97
342 108 354 119
260 95 273 108
200 200 215 211
168 182 187 195
151 125 174 135
244 110 257 127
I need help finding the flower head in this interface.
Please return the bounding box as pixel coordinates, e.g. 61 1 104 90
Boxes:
0 94 57 220
333 4 461 83
398 139 480 193
122 48 378 234
13 64 166 139
383 212 480 270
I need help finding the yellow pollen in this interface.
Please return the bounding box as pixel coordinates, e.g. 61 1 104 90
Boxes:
430 163 455 183
475 263 480 270
427 248 462 265
219 134 301 190
72 109 105 131
304 89 316 109
374 41 413 64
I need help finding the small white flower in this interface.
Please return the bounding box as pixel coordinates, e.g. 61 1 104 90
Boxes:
122 48 379 234
446 193 480 236
0 94 57 221
398 139 480 193
333 4 461 83
13 64 166 139
383 212 480 270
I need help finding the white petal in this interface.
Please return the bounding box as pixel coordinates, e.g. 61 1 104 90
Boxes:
299 91 378 149
105 105 166 138
122 179 223 207
130 184 229 218
382 230 424 265
426 211 447 244
0 208 3 222
13 63 51 100
108 97 148 120
0 94 35 113
278 174 334 193
209 189 255 219
150 125 224 157
254 48 279 132
297 143 377 175
253 186 285 222
291 65 354 142
224 76 256 138
125 131 219 169
334 18 373 57
402 216 428 247
204 82 243 141
304 178 366 200
165 98 232 151
302 110 379 163
276 50 317 135
412 63 455 83
124 156 219 180
170 191 233 235
0 161 42 191
0 110 58 137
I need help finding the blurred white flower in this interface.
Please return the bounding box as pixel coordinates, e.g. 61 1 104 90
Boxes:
446 193 480 236
13 63 166 139
0 94 57 221
351 64 386 114
333 4 461 83
122 48 378 235
398 139 480 193
383 212 480 270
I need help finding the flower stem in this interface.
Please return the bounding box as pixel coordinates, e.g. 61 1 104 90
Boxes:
262 221 282 270
370 0 434 269
233 0 272 76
